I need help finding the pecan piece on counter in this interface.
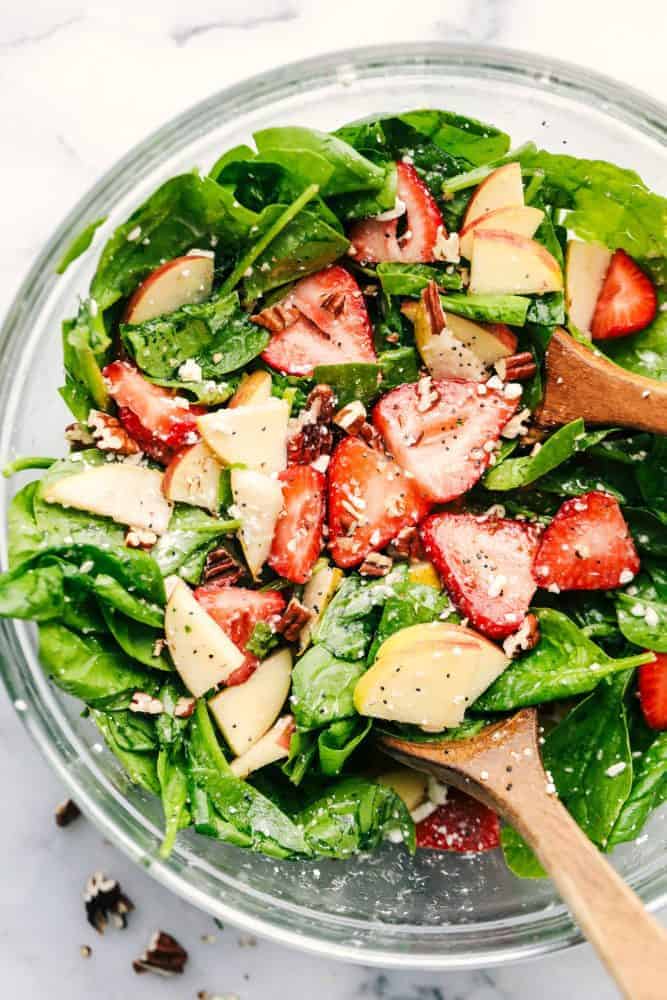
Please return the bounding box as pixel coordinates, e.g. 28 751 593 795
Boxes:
133 930 188 977
84 873 134 934
55 798 81 828
275 597 313 643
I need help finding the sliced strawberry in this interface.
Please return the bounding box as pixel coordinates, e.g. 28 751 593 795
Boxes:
420 513 542 639
258 266 376 376
591 250 657 340
639 654 667 730
533 491 640 591
104 360 204 463
328 436 431 568
416 791 500 853
268 465 326 584
373 378 517 503
194 582 286 677
349 162 445 264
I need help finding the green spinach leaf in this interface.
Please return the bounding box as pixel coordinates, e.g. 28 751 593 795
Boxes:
376 262 463 297
291 646 366 730
56 217 107 274
299 777 414 857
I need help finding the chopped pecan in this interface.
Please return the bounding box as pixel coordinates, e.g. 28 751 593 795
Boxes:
88 410 140 455
359 552 394 577
55 798 81 828
174 696 196 719
125 527 158 550
129 691 164 715
416 374 439 414
387 525 424 562
494 352 537 382
287 384 336 464
320 290 346 316
358 421 384 450
84 873 134 934
202 547 244 585
306 383 336 422
334 400 367 435
133 930 188 977
276 597 313 643
251 300 302 333
502 613 540 660
65 421 95 449
433 228 460 264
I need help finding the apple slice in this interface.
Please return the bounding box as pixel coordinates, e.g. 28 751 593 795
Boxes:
228 370 273 409
198 397 289 476
354 622 509 730
462 163 524 229
164 579 245 697
231 468 284 578
162 441 222 512
42 464 172 534
446 313 517 365
229 715 294 778
298 562 343 652
565 240 612 335
124 253 214 325
459 205 544 260
469 230 563 295
376 767 428 811
209 648 292 755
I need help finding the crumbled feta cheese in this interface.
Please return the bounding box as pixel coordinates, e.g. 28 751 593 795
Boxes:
178 358 203 383
605 761 627 778
619 568 635 585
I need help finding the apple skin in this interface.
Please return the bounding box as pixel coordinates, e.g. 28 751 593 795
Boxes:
124 253 214 325
228 370 273 409
42 464 172 534
462 163 524 230
162 441 222 513
459 204 544 260
229 715 295 779
565 240 612 335
469 230 563 296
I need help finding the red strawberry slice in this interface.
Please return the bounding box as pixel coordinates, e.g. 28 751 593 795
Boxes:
416 790 500 853
373 378 518 503
104 360 204 463
420 513 542 639
268 465 326 584
533 491 640 591
194 582 286 680
639 654 667 730
591 250 657 340
257 266 376 376
328 436 431 568
349 162 445 264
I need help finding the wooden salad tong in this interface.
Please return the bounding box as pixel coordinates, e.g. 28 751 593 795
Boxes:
536 328 667 435
380 711 667 1000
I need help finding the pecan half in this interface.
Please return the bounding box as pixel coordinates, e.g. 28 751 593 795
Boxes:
423 279 446 334
55 798 81 828
416 374 439 414
88 410 140 455
359 552 394 577
502 613 540 660
133 930 188 977
276 597 313 643
494 352 537 382
251 300 302 333
202 547 244 585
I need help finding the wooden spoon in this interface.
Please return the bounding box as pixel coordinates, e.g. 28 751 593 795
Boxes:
380 709 667 1000
536 327 667 434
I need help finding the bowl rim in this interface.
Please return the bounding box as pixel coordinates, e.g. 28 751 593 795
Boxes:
1 41 666 971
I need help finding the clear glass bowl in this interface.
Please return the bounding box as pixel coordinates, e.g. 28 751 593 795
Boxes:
1 43 665 970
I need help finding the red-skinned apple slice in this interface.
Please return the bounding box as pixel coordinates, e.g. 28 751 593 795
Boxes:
565 241 613 335
162 441 222 512
229 715 295 778
124 253 214 325
469 230 563 295
208 648 292 755
462 163 524 229
459 205 544 260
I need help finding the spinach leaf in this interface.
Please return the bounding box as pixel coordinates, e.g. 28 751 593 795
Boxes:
3 456 57 478
282 729 318 786
609 727 667 847
147 375 238 405
440 292 530 326
152 505 240 578
368 582 454 663
603 312 667 382
328 165 397 222
291 646 366 730
378 347 420 390
399 109 510 165
474 609 653 711
245 621 280 660
93 573 164 627
376 718 489 744
60 299 111 418
317 717 373 776
312 363 381 407
99 604 171 671
376 262 463 297
625 508 667 558
314 565 408 661
157 749 191 858
0 562 65 621
500 826 546 879
56 216 107 274
299 777 414 857
122 291 268 380
39 622 158 706
7 483 44 568
92 709 160 795
536 458 633 505
636 436 667 514
616 567 667 652
97 709 158 752
484 420 611 491
440 142 535 194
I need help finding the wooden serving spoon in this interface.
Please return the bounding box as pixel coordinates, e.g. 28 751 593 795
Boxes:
380 709 667 1000
536 328 667 435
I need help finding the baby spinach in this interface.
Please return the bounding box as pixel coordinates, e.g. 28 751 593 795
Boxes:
368 582 455 663
484 420 612 491
56 216 107 274
399 109 510 165
625 508 667 558
7 483 42 568
378 347 420 390
312 363 380 407
157 749 191 858
317 717 373 777
152 505 240 578
474 609 653 712
0 563 65 621
291 646 366 730
60 299 111 418
147 375 238 405
314 565 408 661
500 826 546 879
92 573 164 627
92 710 161 795
636 436 667 515
282 729 318 786
3 456 57 478
100 604 171 671
616 565 667 652
609 728 667 847
604 312 667 382
376 262 463 297
439 292 530 327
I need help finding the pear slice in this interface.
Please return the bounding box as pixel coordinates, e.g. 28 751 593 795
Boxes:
162 441 222 512
565 240 612 335
165 579 245 697
354 622 509 730
376 767 428 811
469 231 563 295
229 715 294 779
209 648 292 755
462 162 524 229
42 464 172 534
459 205 543 260
231 468 284 578
228 370 273 409
198 397 289 475
298 563 343 652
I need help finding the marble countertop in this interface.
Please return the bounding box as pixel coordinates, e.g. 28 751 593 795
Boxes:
1 2 664 997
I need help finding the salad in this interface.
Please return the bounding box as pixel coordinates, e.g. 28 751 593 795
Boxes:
2 108 666 874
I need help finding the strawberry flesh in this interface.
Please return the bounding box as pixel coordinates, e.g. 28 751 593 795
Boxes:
373 378 518 503
591 249 657 340
416 790 500 852
420 513 542 639
639 654 667 730
327 436 431 568
194 583 286 680
533 491 640 591
259 265 376 375
268 465 326 584
349 162 445 263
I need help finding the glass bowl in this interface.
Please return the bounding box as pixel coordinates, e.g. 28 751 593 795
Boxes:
1 43 665 970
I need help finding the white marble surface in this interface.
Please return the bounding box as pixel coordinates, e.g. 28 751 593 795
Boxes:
1 2 665 997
